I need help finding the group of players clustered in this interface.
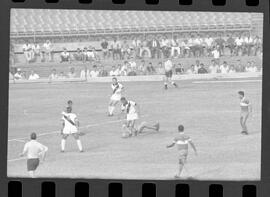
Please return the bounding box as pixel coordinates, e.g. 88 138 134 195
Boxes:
19 59 252 178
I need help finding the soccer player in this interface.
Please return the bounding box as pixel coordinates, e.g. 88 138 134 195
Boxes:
19 132 48 178
61 106 83 152
120 97 159 138
164 58 178 90
108 77 124 116
167 125 197 178
238 91 252 135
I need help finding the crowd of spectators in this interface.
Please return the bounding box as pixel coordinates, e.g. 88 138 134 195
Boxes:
9 58 261 81
16 31 262 64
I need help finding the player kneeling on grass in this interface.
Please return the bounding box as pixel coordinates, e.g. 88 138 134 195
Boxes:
120 97 160 138
108 77 124 116
167 125 197 179
20 132 48 178
61 107 84 152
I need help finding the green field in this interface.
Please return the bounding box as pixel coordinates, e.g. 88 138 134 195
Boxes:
7 78 261 180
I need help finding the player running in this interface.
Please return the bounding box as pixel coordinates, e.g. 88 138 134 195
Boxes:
61 106 83 152
19 132 48 178
164 58 178 90
120 97 159 138
108 77 124 116
167 125 197 179
238 91 252 135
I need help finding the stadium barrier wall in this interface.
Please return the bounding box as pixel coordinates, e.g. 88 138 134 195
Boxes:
9 72 262 84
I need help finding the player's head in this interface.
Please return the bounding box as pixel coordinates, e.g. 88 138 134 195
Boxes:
238 91 245 99
66 106 72 113
30 132 37 140
120 97 128 105
112 77 118 83
178 125 184 133
67 100 73 107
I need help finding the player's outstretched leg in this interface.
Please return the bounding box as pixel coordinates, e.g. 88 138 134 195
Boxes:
122 124 132 138
108 101 116 116
138 122 160 133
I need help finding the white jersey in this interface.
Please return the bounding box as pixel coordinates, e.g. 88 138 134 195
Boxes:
23 140 48 159
62 112 78 134
164 60 173 72
111 82 123 101
121 101 138 120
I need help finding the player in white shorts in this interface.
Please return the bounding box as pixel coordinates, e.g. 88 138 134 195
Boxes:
108 77 124 116
120 97 160 138
61 107 83 152
164 59 178 90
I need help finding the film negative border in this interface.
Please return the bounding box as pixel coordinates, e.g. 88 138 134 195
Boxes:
0 0 269 197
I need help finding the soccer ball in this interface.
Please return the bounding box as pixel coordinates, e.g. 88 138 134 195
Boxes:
122 132 130 138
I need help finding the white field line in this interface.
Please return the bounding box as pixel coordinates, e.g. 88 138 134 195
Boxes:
193 79 262 84
8 115 148 162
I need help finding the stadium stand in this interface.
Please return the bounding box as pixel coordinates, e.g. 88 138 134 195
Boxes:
10 10 261 37
9 10 263 80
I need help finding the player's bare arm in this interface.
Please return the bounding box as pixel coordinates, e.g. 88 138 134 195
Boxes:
188 140 198 155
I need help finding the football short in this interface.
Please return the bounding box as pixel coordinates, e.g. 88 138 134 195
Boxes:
110 94 121 101
240 111 249 118
127 113 139 121
165 70 173 78
63 127 78 135
27 158 40 171
178 154 187 165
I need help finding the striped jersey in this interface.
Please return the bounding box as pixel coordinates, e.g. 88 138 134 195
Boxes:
173 133 191 153
111 82 123 95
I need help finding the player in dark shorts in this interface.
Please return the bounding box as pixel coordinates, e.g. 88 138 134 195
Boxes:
167 125 197 178
20 132 48 178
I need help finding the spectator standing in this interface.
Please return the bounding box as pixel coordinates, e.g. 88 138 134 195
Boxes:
101 38 109 59
226 35 235 56
150 38 160 59
146 62 156 75
211 47 220 60
74 48 83 61
43 40 53 62
235 36 243 56
22 42 33 63
171 36 181 58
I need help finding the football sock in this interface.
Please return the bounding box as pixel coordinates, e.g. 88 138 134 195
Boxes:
77 140 83 151
61 139 66 151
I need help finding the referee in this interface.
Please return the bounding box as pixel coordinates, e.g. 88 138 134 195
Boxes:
20 132 48 178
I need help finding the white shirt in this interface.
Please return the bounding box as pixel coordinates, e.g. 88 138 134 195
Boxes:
43 42 52 50
86 51 95 58
209 65 219 74
220 65 229 74
23 140 48 159
61 51 70 58
121 101 137 115
129 61 137 68
22 44 31 52
212 50 220 59
235 38 243 46
28 73 40 80
111 82 123 95
109 70 120 76
164 60 173 71
14 72 22 80
62 112 78 132
205 38 213 47
90 70 99 77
